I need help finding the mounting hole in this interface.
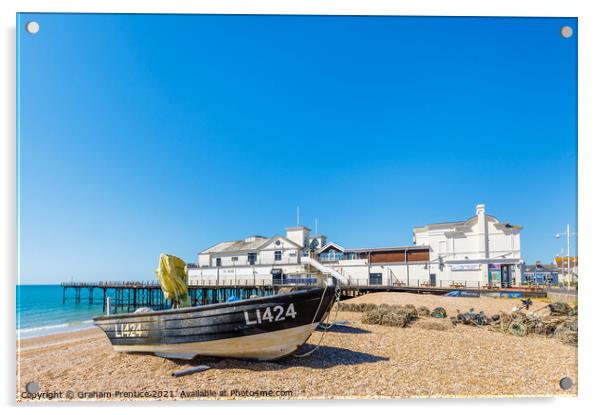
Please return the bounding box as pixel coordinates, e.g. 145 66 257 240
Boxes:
25 381 39 394
559 376 573 390
560 26 573 39
26 21 40 34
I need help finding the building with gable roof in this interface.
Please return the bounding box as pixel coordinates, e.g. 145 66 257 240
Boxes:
187 204 524 287
413 204 523 287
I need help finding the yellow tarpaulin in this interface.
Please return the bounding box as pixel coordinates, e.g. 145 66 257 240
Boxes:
155 253 191 308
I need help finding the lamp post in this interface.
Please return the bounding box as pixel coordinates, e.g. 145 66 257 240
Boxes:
556 224 577 286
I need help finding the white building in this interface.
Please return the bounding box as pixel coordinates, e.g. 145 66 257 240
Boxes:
188 203 523 288
188 227 327 285
413 204 523 287
315 243 430 286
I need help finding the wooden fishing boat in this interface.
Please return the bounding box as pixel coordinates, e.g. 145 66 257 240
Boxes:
93 282 336 361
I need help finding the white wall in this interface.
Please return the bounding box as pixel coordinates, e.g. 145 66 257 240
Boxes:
412 204 523 285
187 264 308 286
198 253 211 267
286 227 309 248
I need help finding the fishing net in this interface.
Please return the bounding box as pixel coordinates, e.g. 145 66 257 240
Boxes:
380 312 409 327
548 302 573 316
554 317 578 345
417 306 431 317
361 309 383 325
431 307 447 318
155 253 191 308
401 304 418 319
509 321 528 337
451 309 490 326
360 304 418 327
344 299 578 346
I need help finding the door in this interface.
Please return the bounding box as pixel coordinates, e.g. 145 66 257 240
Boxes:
501 265 511 288
369 273 382 285
430 273 437 287
271 269 283 285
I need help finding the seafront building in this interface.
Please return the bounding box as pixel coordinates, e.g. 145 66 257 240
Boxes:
187 204 524 288
413 204 523 287
522 262 559 285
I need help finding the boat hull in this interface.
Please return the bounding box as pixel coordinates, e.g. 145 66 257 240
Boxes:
93 285 335 360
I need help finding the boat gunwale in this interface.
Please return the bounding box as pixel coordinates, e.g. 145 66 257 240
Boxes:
96 295 326 330
93 284 329 322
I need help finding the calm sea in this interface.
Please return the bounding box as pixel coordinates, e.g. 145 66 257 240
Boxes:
16 285 104 339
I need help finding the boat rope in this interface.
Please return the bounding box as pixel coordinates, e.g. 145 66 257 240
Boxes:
293 282 340 358
318 285 341 330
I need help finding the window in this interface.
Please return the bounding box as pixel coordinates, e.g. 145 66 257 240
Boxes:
247 252 257 265
215 258 221 267
320 249 343 262
232 256 238 262
274 251 282 261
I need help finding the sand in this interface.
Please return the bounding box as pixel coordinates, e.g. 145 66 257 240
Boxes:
16 292 577 401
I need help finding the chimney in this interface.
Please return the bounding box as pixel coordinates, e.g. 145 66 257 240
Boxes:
476 204 486 215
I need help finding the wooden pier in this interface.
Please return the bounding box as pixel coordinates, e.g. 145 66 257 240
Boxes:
61 281 296 313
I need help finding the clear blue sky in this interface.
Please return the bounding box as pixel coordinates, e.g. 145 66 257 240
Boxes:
17 14 577 283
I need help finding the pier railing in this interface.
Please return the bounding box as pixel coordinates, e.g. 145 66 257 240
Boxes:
61 281 159 287
61 278 550 291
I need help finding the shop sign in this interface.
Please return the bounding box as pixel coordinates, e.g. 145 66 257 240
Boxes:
450 264 481 271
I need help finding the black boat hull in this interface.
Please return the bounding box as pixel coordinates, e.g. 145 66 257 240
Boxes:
93 285 335 360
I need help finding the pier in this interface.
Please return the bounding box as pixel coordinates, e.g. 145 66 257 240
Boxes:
61 281 300 313
61 279 548 313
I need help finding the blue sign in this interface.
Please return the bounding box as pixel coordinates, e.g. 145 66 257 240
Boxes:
445 290 481 298
499 291 523 298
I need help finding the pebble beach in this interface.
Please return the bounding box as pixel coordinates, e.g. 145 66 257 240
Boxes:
17 292 577 401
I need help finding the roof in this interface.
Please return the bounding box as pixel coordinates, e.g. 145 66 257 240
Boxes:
317 242 345 254
199 236 269 254
318 242 429 254
524 264 558 273
347 245 429 253
412 214 520 233
199 234 303 255
285 226 311 232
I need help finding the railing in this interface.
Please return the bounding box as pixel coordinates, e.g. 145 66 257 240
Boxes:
62 278 551 291
187 275 320 287
341 279 547 290
61 281 159 287
206 258 303 268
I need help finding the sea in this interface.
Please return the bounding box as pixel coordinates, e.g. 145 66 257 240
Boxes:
17 285 104 339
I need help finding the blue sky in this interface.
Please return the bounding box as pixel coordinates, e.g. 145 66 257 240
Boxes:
17 14 577 283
